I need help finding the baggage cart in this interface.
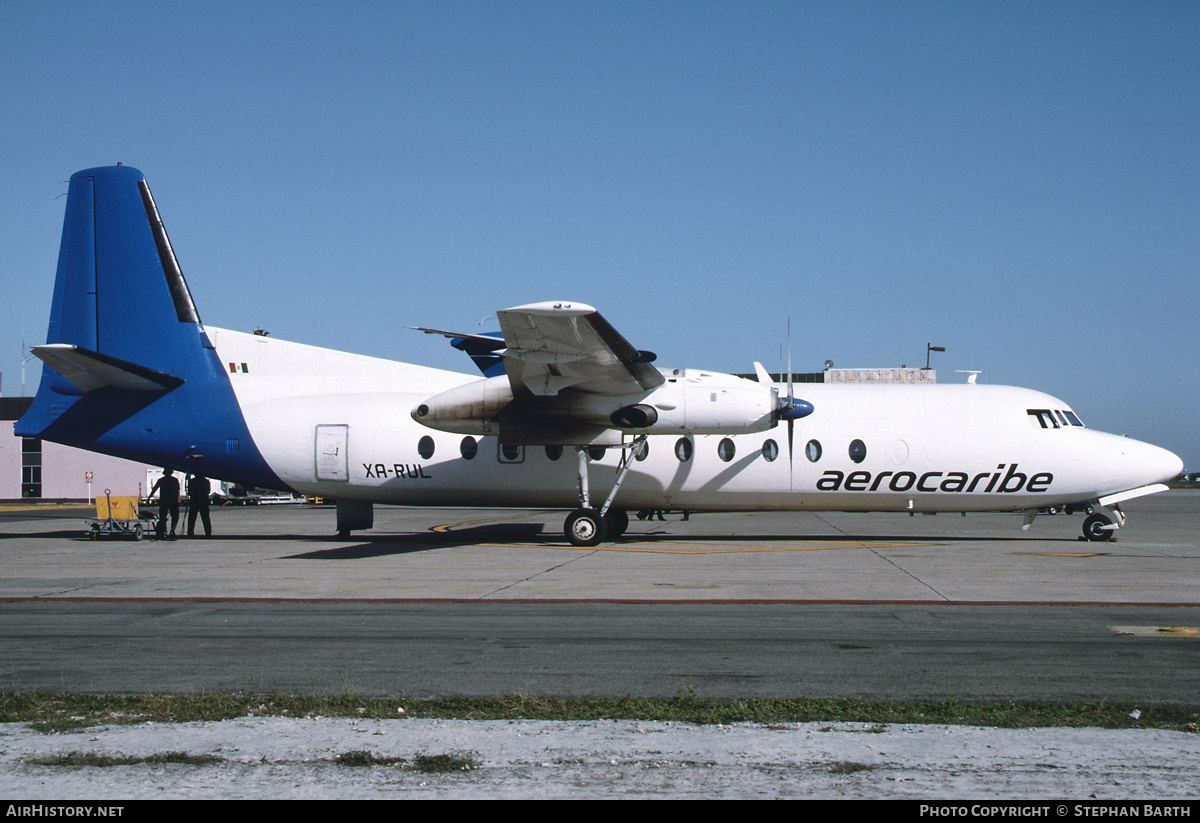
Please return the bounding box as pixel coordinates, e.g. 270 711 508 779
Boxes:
86 490 158 540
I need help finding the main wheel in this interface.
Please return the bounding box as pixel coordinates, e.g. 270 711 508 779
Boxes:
604 508 629 538
1082 513 1114 542
565 508 608 547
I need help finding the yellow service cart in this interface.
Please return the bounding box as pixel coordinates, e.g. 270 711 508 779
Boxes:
87 490 158 540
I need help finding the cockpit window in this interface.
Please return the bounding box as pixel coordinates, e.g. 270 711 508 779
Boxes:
1028 408 1086 429
1027 409 1059 428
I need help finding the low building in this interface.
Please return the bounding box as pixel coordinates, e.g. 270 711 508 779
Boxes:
739 368 938 384
0 397 153 501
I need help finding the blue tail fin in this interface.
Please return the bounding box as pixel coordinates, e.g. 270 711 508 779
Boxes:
412 326 507 376
17 166 286 490
451 332 506 376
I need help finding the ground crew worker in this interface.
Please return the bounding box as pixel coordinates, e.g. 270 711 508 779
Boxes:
147 469 180 539
187 474 212 537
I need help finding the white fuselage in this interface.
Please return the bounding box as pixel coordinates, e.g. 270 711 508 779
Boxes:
209 326 1182 514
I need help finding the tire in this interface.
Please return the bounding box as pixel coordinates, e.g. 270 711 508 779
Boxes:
604 508 629 538
565 508 608 547
1083 513 1114 542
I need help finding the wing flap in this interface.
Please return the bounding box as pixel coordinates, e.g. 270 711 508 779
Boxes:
497 302 664 397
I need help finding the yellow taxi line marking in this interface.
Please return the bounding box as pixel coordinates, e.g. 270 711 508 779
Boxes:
1011 552 1109 557
1110 626 1199 638
431 513 541 533
547 542 923 555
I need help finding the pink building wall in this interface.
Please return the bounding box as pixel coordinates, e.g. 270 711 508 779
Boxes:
2 422 153 500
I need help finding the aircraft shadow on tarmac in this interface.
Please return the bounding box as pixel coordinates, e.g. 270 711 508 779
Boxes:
0 529 85 541
284 521 552 559
0 520 1092 557
279 521 1092 561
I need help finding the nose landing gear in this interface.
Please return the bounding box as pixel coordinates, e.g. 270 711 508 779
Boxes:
1082 510 1120 542
1080 501 1126 542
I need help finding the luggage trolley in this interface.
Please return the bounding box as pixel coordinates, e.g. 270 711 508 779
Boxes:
86 490 159 541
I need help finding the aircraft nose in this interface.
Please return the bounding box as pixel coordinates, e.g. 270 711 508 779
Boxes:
1152 444 1185 484
1127 438 1183 486
1084 431 1183 497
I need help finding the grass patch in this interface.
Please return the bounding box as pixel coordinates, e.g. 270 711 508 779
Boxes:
827 760 876 775
412 752 478 773
335 750 405 767
334 749 476 771
2 690 1196 733
25 750 222 767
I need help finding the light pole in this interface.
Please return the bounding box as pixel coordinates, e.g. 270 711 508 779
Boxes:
925 343 945 370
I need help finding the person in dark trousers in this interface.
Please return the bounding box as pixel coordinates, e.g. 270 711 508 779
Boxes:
187 474 212 537
147 469 180 539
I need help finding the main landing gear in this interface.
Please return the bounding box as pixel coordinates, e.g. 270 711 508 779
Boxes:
563 437 643 547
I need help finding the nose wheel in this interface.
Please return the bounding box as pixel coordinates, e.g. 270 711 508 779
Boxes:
1082 512 1115 542
1080 502 1125 542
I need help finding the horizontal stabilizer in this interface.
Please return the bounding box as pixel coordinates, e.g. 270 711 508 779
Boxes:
32 343 184 393
411 326 505 348
412 326 507 376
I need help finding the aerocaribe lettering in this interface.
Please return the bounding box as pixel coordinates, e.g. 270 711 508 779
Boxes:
816 463 1053 493
363 463 431 479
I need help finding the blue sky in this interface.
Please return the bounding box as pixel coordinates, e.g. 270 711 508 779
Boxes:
2 1 1197 467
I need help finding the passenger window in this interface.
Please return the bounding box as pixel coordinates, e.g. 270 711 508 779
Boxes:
545 445 563 461
675 438 693 462
849 439 866 464
762 439 778 462
588 446 606 461
718 438 736 462
634 440 649 461
460 437 477 460
418 436 435 460
806 440 822 462
499 443 523 463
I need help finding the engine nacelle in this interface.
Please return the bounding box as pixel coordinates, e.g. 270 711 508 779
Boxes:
610 404 659 429
644 370 778 434
412 375 513 436
411 369 780 439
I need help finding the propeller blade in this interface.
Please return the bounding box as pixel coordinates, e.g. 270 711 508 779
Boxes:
787 319 793 489
787 416 794 488
787 318 793 402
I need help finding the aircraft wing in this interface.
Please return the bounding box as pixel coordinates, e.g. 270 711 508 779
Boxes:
497 302 664 397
